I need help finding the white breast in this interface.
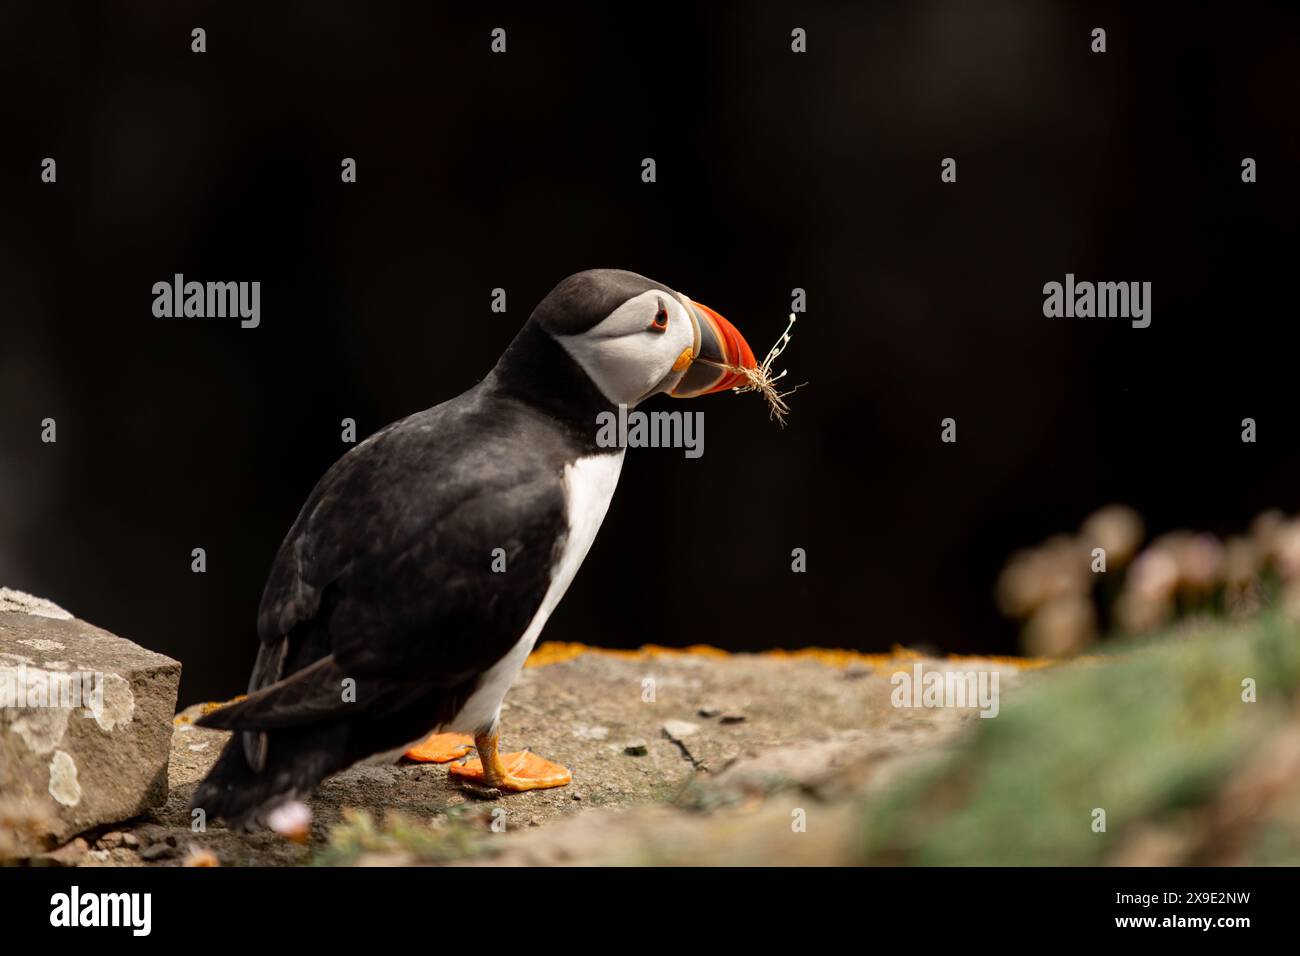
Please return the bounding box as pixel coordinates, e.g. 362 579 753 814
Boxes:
446 450 626 734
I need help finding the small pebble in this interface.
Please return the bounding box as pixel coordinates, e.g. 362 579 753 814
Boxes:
698 706 721 718
719 713 747 725
140 842 179 861
39 839 88 866
662 719 699 739
624 740 648 756
121 832 140 849
98 831 124 850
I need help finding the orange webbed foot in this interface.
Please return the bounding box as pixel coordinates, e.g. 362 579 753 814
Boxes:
447 731 571 791
404 732 475 763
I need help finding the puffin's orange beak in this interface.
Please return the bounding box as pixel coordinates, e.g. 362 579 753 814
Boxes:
670 300 757 397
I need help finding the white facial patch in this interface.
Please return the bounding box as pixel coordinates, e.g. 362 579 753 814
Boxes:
554 290 696 407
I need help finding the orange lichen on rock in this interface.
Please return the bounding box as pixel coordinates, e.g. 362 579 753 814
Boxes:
945 653 1057 671
526 641 1051 672
173 695 247 725
524 642 729 668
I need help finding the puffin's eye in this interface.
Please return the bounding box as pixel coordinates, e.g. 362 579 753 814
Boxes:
648 299 669 334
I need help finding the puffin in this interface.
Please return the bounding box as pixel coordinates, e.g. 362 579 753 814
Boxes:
190 269 757 828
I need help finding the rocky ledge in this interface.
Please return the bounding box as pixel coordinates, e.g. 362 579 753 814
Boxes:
0 589 181 858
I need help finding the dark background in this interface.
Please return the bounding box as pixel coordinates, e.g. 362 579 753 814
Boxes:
2 2 1297 706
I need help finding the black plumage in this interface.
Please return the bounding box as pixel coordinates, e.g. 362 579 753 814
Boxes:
190 273 645 828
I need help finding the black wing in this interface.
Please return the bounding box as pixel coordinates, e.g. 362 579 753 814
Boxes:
201 383 573 738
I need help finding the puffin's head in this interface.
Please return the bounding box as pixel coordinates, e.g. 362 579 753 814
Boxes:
532 269 756 408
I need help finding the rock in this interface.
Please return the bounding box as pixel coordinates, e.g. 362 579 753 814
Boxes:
623 740 648 756
698 706 721 718
139 841 180 861
38 836 90 866
719 713 747 725
142 643 1040 866
98 830 125 849
661 720 699 740
0 589 73 620
661 720 706 770
705 731 874 800
0 589 181 859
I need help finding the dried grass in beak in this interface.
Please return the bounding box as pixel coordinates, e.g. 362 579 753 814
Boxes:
698 313 805 426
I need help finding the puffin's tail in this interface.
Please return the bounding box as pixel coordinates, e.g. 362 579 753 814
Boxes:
189 656 443 828
189 657 359 829
188 722 351 830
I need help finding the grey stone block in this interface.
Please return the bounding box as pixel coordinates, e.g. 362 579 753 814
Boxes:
0 589 180 858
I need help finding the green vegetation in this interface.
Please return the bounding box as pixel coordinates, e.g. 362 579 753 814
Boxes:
313 804 489 866
858 613 1300 864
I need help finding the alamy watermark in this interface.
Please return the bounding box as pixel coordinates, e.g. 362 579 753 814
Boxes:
596 404 703 459
0 663 105 717
890 663 1000 718
49 886 151 936
1043 273 1151 328
152 274 260 328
